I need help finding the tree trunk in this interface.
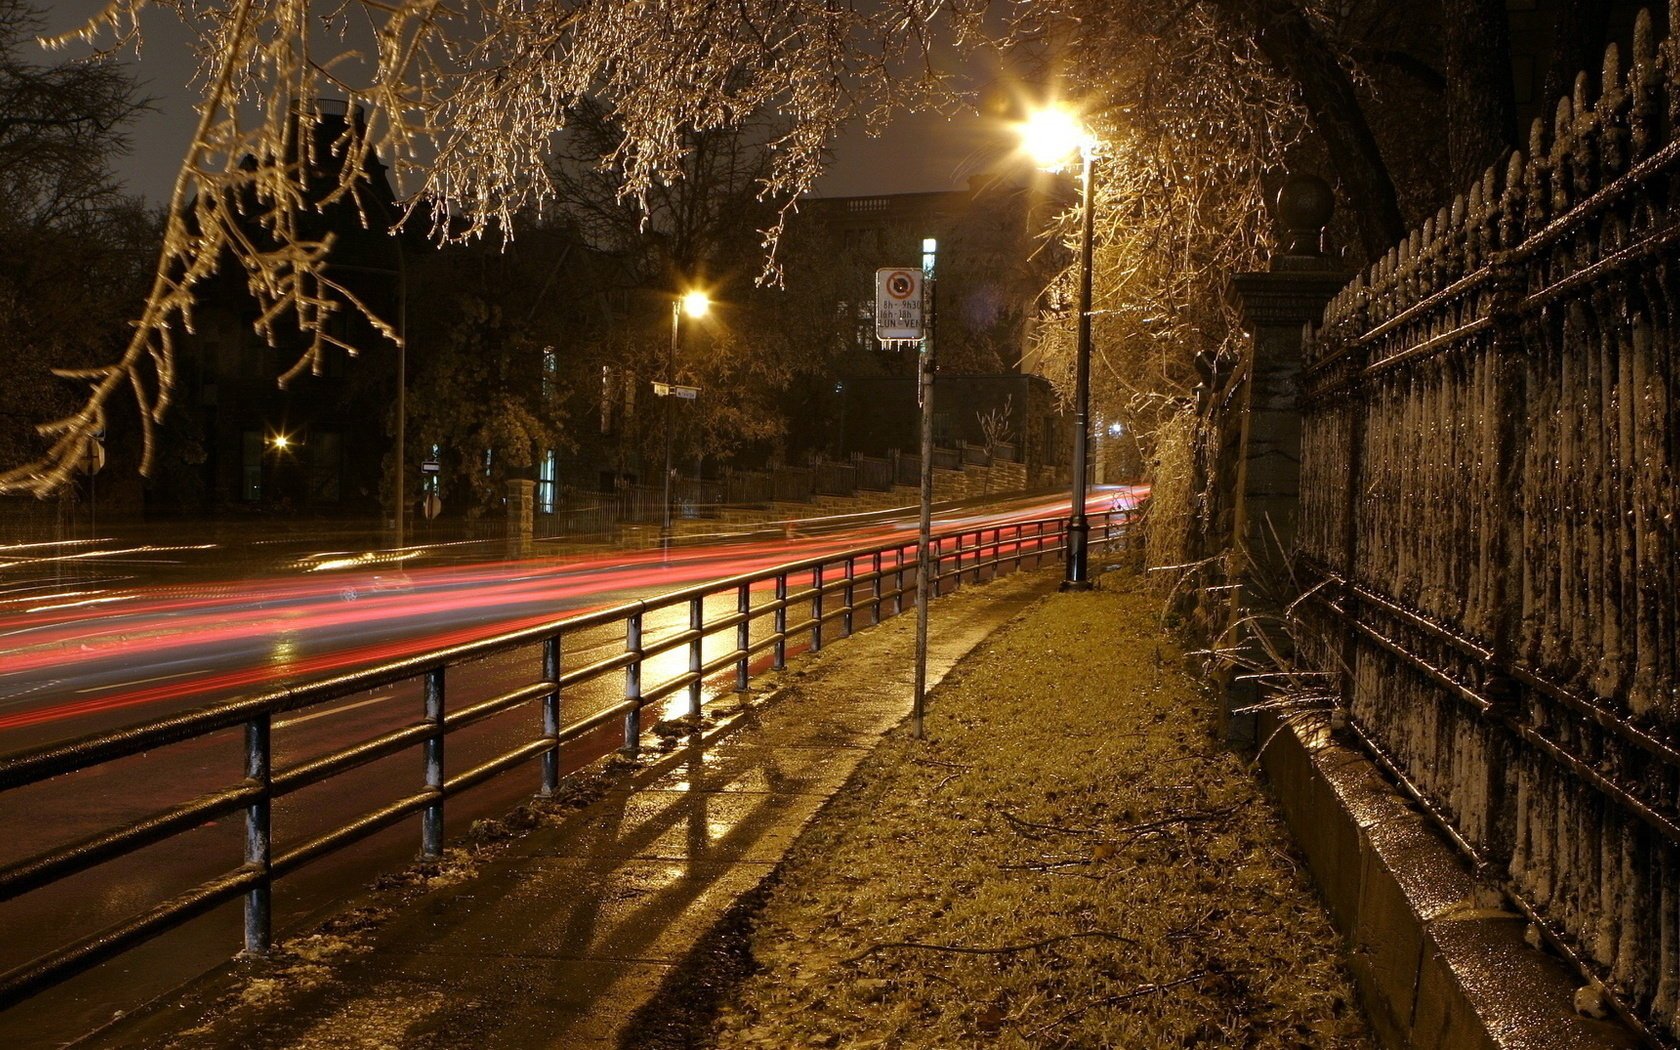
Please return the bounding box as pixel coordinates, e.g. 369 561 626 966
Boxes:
1539 0 1612 111
1443 0 1517 187
1207 0 1408 260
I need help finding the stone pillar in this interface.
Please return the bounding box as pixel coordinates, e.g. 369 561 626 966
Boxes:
1227 174 1348 590
1217 174 1348 742
506 479 535 557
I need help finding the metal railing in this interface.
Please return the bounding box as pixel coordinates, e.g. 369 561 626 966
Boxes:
854 456 893 491
812 460 857 497
0 509 1131 1009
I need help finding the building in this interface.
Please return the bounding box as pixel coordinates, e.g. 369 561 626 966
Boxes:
797 179 1071 481
144 104 428 518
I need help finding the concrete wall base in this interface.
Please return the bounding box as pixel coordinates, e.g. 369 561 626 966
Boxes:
1252 708 1641 1050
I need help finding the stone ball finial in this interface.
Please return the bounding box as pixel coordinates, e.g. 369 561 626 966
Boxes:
1276 173 1334 257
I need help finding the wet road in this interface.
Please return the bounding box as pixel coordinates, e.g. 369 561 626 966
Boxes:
0 489 1138 1044
0 492 1127 751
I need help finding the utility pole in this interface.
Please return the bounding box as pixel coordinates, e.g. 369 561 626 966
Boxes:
875 257 934 736
913 277 936 739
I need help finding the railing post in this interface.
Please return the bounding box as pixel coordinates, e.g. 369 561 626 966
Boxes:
540 634 561 797
843 555 856 636
773 574 788 670
688 595 704 718
735 581 751 691
811 564 824 653
624 610 643 756
894 547 906 615
871 551 884 624
243 712 272 957
422 667 445 858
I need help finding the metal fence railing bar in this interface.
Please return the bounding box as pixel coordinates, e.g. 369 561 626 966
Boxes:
0 509 1131 1010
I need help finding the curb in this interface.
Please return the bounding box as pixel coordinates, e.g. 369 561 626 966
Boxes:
1254 709 1642 1050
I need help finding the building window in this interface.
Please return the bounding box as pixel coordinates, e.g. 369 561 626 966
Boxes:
538 449 557 514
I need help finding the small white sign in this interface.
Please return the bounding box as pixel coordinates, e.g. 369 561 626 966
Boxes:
653 382 701 400
875 267 924 342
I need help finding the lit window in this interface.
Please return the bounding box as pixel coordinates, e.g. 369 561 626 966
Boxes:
542 348 558 400
538 449 557 514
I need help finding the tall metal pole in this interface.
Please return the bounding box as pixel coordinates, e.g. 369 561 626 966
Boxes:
912 278 936 739
661 300 679 553
1063 146 1095 591
393 238 408 549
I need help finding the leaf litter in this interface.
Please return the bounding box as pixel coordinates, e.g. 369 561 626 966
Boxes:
706 567 1373 1048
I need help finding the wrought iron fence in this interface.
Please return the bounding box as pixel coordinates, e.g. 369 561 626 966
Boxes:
0 509 1131 1011
854 456 893 491
894 451 920 487
724 469 773 506
1297 13 1680 1041
812 460 857 497
770 467 813 503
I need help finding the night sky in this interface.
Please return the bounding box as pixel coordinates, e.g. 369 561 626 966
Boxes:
49 0 994 205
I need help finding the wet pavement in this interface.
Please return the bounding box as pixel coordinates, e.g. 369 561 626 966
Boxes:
84 566 1060 1048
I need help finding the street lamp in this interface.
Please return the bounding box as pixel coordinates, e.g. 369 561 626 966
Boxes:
1021 104 1098 590
661 289 710 550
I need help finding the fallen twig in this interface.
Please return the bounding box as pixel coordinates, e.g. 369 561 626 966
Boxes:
1000 810 1099 838
1026 971 1220 1037
912 757 969 771
1106 805 1240 844
842 929 1137 966
998 855 1094 872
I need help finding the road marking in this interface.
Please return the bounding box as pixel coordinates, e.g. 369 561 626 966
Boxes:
76 669 198 694
275 693 396 729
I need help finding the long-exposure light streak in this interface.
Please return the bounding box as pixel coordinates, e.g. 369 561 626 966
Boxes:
0 490 1144 740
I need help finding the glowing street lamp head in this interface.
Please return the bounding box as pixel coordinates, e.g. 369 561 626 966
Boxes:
680 290 711 319
267 432 291 451
1020 106 1094 173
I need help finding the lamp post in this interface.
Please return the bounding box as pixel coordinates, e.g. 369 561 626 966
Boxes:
661 289 710 551
1021 106 1098 590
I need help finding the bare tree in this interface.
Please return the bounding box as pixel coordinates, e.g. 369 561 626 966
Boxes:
1016 0 1304 465
0 0 154 468
1 0 985 496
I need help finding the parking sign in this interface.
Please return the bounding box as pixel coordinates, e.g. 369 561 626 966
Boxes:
875 267 924 343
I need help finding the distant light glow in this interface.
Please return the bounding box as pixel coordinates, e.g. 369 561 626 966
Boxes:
681 290 711 319
1020 106 1094 173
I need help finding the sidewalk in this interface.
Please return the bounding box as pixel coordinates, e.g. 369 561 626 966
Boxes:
89 562 1369 1048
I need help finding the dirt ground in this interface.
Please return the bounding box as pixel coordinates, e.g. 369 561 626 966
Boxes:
700 569 1372 1049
